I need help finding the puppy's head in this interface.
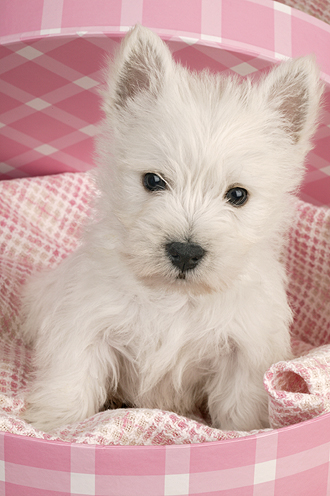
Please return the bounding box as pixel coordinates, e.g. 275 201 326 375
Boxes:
96 25 323 294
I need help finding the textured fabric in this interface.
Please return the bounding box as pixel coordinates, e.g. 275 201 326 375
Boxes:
279 0 330 24
0 172 330 444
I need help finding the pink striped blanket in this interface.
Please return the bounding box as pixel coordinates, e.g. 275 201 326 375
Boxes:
0 172 330 445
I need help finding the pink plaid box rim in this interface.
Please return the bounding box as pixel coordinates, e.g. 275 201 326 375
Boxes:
1 0 330 79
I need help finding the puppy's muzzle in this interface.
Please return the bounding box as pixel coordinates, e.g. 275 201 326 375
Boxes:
165 241 205 273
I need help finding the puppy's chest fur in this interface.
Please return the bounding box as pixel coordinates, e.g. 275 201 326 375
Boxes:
105 284 248 409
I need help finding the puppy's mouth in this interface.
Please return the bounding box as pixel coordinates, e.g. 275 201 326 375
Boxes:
137 265 215 295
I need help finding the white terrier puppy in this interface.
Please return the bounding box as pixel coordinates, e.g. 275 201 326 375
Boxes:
21 26 323 432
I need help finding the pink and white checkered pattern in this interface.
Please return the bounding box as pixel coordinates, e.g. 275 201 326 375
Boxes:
1 414 330 495
1 0 330 205
0 172 330 494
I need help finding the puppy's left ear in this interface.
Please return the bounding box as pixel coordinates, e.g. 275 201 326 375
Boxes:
262 56 323 144
104 25 173 112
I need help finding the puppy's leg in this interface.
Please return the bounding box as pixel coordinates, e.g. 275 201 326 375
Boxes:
21 248 124 431
24 335 119 431
206 348 270 431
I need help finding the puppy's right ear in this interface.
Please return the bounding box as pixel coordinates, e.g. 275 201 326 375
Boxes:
104 25 173 111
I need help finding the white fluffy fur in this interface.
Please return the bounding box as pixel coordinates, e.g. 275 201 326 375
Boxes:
20 26 323 432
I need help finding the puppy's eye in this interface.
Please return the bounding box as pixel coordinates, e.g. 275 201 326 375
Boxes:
143 173 167 192
225 187 248 207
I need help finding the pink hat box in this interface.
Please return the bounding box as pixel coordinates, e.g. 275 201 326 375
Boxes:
1 1 330 495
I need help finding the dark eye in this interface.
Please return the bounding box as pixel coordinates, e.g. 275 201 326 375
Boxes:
143 173 167 192
225 187 248 207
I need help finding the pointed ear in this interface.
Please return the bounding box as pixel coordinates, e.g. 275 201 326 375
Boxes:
261 56 323 144
104 25 173 111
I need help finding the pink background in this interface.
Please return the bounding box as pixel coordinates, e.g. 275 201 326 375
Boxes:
1 0 330 205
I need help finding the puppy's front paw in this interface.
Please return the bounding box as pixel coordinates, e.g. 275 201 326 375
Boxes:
23 402 66 432
22 385 97 432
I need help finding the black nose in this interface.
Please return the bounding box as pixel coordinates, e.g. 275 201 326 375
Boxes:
165 242 205 272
